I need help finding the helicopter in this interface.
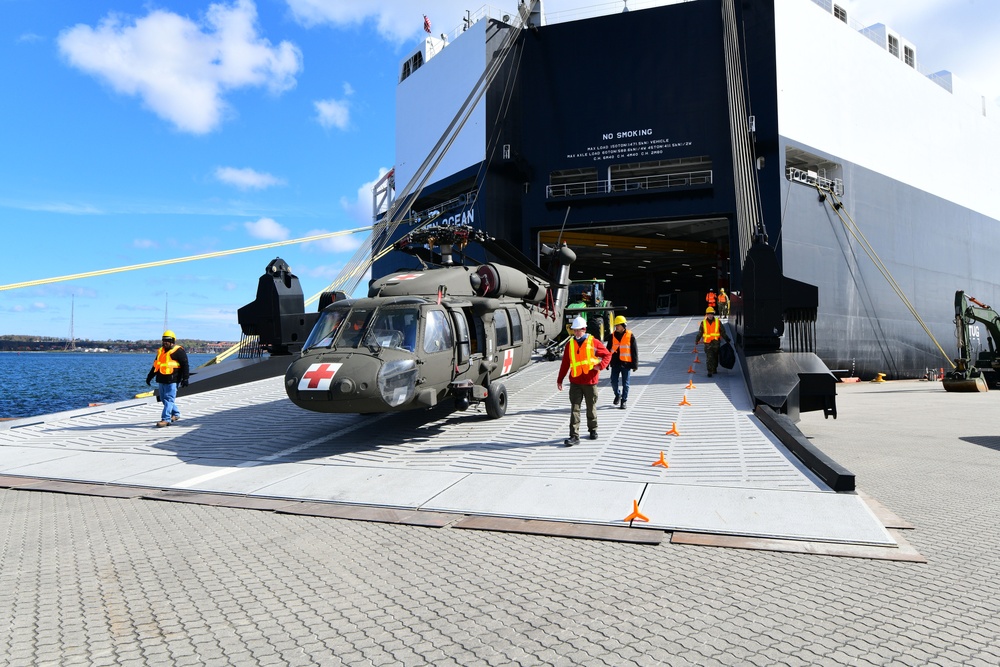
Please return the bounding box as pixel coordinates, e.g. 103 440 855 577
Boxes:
282 224 576 418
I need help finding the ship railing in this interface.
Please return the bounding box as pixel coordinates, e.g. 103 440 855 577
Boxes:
785 167 844 196
546 169 713 198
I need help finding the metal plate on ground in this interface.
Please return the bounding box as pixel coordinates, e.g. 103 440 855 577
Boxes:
454 515 664 543
640 483 895 545
249 465 468 509
671 529 925 562
275 503 455 527
112 457 311 491
2 450 182 483
422 473 647 525
0 446 79 471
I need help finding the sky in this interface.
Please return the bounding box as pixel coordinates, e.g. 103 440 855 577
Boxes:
1 0 998 342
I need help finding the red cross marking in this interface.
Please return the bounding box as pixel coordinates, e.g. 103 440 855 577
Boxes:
501 348 514 375
393 273 420 280
299 363 341 391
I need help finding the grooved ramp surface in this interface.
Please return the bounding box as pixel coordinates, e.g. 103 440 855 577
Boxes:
0 317 894 545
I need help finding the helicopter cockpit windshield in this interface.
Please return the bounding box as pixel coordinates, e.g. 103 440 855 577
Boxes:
302 304 350 350
304 304 421 352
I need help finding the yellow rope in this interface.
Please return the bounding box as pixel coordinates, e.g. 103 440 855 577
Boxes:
823 189 955 368
0 227 372 292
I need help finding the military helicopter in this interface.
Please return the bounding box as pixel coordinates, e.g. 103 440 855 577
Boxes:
282 224 576 418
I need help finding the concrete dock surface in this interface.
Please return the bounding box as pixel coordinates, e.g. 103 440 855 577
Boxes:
1 377 999 665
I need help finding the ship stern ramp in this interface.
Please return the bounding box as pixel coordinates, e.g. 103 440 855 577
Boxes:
0 317 896 550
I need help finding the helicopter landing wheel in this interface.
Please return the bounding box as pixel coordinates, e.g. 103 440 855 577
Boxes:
485 382 508 419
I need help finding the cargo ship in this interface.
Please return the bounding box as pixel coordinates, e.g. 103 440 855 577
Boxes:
372 0 1000 380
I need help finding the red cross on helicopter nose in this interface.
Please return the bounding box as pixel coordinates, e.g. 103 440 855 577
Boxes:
299 363 342 390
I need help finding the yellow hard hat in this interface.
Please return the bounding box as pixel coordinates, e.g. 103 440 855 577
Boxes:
162 330 176 339
705 307 715 314
613 315 627 326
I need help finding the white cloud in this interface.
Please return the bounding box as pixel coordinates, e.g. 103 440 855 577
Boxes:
58 0 302 134
116 304 160 311
17 33 44 44
301 228 365 253
215 166 286 190
314 98 350 130
285 0 436 41
133 239 158 249
339 167 391 225
244 217 289 240
283 1 666 42
342 81 355 96
25 302 47 312
13 201 103 214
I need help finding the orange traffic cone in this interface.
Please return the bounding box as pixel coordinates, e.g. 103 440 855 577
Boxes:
685 379 696 390
679 394 691 406
693 355 701 363
623 499 649 522
691 346 698 353
665 422 680 436
652 451 669 468
687 365 695 374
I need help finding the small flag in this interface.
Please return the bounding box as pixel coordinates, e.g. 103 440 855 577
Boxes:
423 15 432 34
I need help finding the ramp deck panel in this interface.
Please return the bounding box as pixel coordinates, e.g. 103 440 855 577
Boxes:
0 317 894 546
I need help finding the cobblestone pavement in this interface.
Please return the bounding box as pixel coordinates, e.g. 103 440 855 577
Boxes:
2 380 999 666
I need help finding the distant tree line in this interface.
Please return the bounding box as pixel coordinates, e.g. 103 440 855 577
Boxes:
0 335 234 353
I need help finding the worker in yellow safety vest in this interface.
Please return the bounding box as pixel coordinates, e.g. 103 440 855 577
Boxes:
695 307 730 377
145 330 190 428
606 315 639 410
557 316 612 446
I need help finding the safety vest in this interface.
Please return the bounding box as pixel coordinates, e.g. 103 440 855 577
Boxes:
154 346 182 374
610 330 633 363
701 319 721 343
706 293 717 307
568 335 597 377
718 292 728 304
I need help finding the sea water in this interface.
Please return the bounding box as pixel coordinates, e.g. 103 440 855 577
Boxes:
0 352 215 419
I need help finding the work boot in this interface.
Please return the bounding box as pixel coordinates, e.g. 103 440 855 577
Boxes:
156 420 169 428
620 400 627 410
613 395 620 406
589 430 598 440
564 435 580 447
171 415 180 423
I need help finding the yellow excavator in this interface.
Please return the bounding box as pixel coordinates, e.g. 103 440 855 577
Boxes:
942 291 1000 392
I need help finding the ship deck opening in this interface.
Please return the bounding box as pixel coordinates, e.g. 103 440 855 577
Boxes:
537 218 730 317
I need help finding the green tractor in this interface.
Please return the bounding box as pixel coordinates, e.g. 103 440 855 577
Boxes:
565 278 615 342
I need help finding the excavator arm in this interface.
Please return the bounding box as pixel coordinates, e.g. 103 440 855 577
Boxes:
943 291 1000 392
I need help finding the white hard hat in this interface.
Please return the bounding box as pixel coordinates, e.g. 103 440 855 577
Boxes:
570 316 587 330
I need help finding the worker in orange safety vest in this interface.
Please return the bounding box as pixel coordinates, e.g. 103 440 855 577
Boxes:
605 315 638 410
145 330 190 427
557 315 611 446
695 307 730 377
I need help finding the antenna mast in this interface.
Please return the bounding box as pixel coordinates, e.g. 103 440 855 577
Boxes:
65 294 76 351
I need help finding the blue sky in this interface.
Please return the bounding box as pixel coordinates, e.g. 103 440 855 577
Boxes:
2 0 997 342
